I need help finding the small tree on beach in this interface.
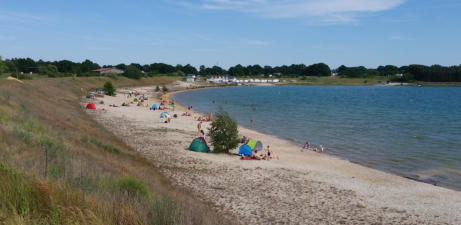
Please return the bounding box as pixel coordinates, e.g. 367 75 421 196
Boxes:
208 109 239 153
155 85 160 92
162 85 168 92
103 81 116 96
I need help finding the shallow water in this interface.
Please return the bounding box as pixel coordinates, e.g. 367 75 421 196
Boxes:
173 86 461 190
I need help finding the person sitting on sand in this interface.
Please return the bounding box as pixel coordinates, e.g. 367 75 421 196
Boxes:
303 141 310 149
241 136 247 143
251 150 260 160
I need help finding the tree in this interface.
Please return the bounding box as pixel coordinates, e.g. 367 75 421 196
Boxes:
80 59 100 73
123 65 142 79
103 81 116 96
38 64 58 77
208 110 239 153
181 64 198 74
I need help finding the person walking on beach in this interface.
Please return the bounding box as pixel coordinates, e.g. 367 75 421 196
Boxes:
250 120 254 128
197 121 202 133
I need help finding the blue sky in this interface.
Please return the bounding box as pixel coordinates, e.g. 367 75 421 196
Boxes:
1 0 460 69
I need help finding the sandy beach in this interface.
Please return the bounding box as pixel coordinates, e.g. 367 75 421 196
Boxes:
87 82 461 225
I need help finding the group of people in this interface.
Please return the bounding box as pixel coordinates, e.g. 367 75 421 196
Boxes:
303 141 324 153
197 112 213 122
241 136 279 160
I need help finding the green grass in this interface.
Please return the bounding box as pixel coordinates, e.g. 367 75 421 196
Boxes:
0 76 230 225
89 137 121 154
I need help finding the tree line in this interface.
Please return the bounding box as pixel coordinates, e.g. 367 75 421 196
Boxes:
1 56 460 82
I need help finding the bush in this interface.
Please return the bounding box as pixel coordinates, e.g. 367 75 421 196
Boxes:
162 86 168 92
155 85 160 92
123 65 142 79
117 176 150 198
208 110 239 153
103 81 116 96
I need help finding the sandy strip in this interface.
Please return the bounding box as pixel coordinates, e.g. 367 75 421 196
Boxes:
88 83 461 225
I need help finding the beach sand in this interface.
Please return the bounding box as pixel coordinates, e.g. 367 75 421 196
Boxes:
87 83 461 225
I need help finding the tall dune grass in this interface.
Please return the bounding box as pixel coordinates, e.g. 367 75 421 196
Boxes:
0 77 232 225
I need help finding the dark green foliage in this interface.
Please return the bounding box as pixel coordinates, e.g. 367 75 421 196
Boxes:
2 56 461 82
38 64 59 77
408 64 461 82
103 81 116 96
162 85 168 92
155 85 160 92
208 110 239 154
303 63 331 76
123 65 143 79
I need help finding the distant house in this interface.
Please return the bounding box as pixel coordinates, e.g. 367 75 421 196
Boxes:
186 74 196 82
92 68 124 74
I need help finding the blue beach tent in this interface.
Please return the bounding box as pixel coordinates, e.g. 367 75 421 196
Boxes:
238 145 252 157
152 104 158 109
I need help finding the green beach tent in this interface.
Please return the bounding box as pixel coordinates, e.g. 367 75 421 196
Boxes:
247 140 263 151
188 138 210 153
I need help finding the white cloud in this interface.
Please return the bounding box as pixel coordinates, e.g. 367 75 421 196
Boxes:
199 0 405 23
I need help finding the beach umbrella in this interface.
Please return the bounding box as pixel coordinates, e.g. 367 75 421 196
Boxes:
152 104 158 109
160 112 169 118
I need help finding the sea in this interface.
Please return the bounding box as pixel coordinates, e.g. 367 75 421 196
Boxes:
172 86 461 190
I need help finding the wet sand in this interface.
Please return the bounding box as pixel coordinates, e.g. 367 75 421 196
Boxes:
87 83 461 225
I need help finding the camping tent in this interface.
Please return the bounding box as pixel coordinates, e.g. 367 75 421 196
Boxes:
86 103 96 110
160 112 169 118
247 140 263 151
152 104 158 109
254 141 263 151
238 144 252 157
188 138 210 153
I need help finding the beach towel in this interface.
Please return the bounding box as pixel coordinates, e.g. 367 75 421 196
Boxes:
240 156 260 160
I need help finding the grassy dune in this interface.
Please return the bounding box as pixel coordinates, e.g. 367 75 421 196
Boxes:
0 76 230 225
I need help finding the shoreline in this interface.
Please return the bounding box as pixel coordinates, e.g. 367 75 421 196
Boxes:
89 83 461 224
168 85 459 190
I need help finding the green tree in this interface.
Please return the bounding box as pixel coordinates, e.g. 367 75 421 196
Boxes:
103 81 116 96
38 64 58 77
155 85 160 92
123 65 142 79
208 110 239 154
162 85 168 92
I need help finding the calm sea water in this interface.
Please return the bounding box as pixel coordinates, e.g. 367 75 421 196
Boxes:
173 86 461 190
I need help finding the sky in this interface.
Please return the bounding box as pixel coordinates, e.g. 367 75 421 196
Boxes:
1 0 461 69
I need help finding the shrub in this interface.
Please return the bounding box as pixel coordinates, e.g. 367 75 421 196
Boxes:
123 65 142 79
103 81 116 96
162 86 168 92
155 85 160 92
117 176 150 198
208 110 239 153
